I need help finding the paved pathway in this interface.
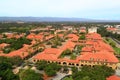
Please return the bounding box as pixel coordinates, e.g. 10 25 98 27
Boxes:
52 72 69 80
110 37 120 48
115 69 120 76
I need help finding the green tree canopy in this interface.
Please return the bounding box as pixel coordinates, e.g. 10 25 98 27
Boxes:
19 69 43 80
36 61 61 76
72 65 114 80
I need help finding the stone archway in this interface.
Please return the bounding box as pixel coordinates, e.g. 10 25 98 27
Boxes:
81 64 84 66
69 63 71 65
63 62 67 65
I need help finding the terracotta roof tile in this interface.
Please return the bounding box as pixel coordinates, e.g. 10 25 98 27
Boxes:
107 28 117 31
77 50 119 63
60 40 76 51
107 75 120 80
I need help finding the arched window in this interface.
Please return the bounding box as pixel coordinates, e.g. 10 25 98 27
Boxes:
58 62 61 64
48 61 50 63
72 63 74 66
69 63 71 65
81 64 83 66
76 64 79 66
63 62 67 65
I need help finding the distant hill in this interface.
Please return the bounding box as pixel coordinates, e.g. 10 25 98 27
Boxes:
0 17 120 22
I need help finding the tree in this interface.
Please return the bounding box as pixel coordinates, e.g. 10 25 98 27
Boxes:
0 62 19 80
70 54 76 60
109 41 116 47
62 66 69 73
79 35 85 40
60 49 72 58
36 61 61 77
72 65 114 80
19 69 43 80
71 67 78 73
0 37 31 53
44 66 56 76
36 60 47 70
44 63 61 76
1 69 19 80
82 76 90 80
63 49 72 55
0 62 12 71
10 56 24 66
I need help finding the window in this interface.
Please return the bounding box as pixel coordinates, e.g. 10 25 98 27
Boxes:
63 62 67 65
58 62 61 64
76 64 79 66
72 63 74 66
34 59 36 62
69 63 71 65
81 64 83 66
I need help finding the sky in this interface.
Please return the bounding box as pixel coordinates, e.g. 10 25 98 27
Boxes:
0 0 120 20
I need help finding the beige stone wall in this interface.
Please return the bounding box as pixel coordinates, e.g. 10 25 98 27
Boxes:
32 59 117 69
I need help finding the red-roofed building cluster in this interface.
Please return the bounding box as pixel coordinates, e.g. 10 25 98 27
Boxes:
0 25 119 69
32 32 119 69
107 27 117 31
27 33 54 41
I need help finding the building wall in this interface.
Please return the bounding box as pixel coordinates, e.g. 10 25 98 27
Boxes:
88 27 97 33
33 59 117 69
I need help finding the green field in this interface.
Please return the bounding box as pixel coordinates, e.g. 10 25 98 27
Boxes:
63 76 73 80
104 37 120 54
114 47 120 55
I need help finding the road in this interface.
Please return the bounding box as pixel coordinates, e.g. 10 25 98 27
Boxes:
111 37 120 44
110 37 120 48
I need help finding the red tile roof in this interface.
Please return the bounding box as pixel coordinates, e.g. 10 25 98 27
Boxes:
67 34 79 41
27 33 44 41
0 43 9 49
77 50 119 63
27 33 36 39
33 48 62 61
45 35 54 40
60 40 76 51
86 33 102 40
82 46 94 52
107 28 117 31
57 34 64 37
34 53 57 61
107 75 120 80
0 44 35 59
32 32 119 65
84 40 114 52
44 48 62 57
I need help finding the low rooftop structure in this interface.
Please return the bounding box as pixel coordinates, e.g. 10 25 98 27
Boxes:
106 75 120 80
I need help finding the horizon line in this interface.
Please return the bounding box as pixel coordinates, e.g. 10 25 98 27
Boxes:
0 16 120 21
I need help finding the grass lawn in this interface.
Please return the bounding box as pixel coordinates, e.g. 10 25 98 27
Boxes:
103 37 114 44
63 76 73 80
103 37 120 54
114 47 120 55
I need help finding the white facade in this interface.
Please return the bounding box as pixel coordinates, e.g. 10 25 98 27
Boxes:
88 27 97 33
